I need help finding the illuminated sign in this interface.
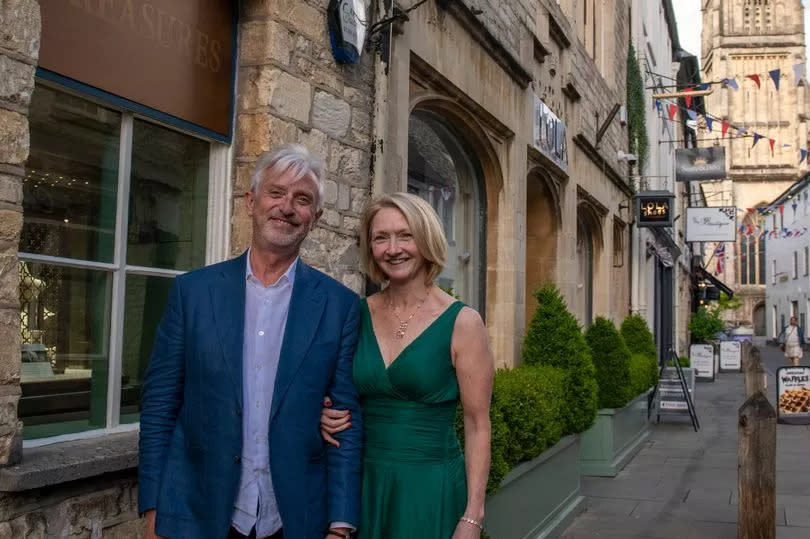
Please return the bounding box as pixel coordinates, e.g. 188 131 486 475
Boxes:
636 191 675 228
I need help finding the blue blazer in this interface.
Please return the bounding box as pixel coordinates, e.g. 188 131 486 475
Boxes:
138 253 363 538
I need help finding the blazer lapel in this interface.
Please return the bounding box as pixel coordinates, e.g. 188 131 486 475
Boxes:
271 261 326 421
210 252 248 409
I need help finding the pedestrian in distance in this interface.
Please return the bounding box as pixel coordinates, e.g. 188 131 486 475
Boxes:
777 315 806 367
319 193 494 538
139 144 363 539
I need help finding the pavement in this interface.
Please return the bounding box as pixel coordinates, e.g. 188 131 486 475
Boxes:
559 342 810 539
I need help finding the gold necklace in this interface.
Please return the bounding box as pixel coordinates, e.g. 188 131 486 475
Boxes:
388 288 430 339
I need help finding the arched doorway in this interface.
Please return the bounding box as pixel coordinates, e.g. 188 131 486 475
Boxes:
753 302 766 336
525 169 560 327
407 108 486 311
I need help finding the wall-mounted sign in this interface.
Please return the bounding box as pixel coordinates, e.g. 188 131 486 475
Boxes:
533 96 568 171
38 0 236 139
675 147 727 182
719 341 741 372
686 207 737 242
690 344 715 381
636 190 675 228
328 0 367 64
777 366 810 425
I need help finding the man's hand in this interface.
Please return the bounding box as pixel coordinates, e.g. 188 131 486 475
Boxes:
325 527 353 539
144 510 163 539
320 396 352 447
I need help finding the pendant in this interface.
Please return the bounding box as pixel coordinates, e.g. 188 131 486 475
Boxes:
396 322 407 339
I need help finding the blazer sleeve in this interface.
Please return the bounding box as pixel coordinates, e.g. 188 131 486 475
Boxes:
325 296 363 526
138 278 186 513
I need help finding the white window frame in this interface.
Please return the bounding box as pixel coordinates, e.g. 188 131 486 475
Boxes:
21 81 232 446
793 251 799 279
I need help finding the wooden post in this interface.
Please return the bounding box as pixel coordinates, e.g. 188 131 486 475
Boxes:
744 347 767 398
741 341 752 371
738 391 776 539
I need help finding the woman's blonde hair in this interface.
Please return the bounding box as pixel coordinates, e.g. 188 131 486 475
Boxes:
359 192 448 285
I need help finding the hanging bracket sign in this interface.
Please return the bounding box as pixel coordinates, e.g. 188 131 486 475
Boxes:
532 96 568 172
686 207 737 242
636 191 675 228
675 147 727 182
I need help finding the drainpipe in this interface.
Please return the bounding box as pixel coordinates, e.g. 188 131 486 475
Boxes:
371 0 394 195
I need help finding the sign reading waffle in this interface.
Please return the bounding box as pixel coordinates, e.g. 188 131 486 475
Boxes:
777 366 810 425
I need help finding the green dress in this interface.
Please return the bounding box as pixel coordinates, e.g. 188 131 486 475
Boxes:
353 299 467 538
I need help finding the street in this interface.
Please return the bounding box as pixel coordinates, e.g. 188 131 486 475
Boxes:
560 342 810 538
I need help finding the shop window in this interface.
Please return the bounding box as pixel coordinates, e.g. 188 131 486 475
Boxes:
19 83 212 439
407 109 485 311
577 213 595 326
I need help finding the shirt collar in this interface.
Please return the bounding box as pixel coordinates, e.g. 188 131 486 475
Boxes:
245 247 298 286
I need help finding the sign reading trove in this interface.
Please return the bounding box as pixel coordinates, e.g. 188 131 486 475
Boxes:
533 96 568 172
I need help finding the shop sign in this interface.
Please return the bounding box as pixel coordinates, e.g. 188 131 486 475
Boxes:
777 366 810 425
719 341 741 372
657 367 696 413
533 96 568 171
39 0 235 139
636 191 674 228
690 344 715 381
685 207 737 242
675 147 727 182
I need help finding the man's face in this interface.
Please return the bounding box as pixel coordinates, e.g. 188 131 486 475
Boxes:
246 169 322 253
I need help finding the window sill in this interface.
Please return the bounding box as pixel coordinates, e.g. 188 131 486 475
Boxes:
0 431 137 492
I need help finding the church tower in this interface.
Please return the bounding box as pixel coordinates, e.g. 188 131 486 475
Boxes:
700 0 806 333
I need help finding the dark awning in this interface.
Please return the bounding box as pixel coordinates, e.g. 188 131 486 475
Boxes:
694 266 734 298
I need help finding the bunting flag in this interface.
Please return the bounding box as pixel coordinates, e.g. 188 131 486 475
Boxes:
769 69 781 90
687 109 697 121
794 63 806 85
695 83 710 91
668 103 678 121
722 121 730 138
779 204 785 216
737 127 746 137
801 149 808 164
769 139 776 154
685 94 693 108
652 98 658 111
706 117 713 132
746 74 761 88
723 78 739 91
752 133 763 147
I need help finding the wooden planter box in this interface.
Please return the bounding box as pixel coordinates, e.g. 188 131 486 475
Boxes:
579 391 650 477
485 435 584 539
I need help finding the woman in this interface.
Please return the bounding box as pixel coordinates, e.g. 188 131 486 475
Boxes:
779 316 806 366
321 193 494 538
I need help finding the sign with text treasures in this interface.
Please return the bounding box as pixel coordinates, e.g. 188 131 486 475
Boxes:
533 96 568 172
636 191 675 228
686 207 737 242
777 366 810 425
719 341 741 372
38 0 235 138
675 147 727 182
690 344 715 381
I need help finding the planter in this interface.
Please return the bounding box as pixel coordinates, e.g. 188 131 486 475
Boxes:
579 391 650 477
485 435 584 539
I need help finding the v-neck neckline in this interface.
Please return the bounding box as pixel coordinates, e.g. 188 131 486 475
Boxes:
363 299 460 372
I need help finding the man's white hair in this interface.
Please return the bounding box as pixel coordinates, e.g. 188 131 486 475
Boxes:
250 143 325 210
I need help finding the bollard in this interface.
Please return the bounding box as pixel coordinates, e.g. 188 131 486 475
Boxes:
744 347 767 398
737 391 776 539
741 341 752 371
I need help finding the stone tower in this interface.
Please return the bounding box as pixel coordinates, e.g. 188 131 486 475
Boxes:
700 0 806 333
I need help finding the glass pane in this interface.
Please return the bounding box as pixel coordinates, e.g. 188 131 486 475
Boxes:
22 85 121 262
127 119 209 271
759 236 766 283
19 263 111 438
120 274 174 424
740 237 748 285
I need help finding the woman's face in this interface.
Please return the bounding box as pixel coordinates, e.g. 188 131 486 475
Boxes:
791 317 798 325
369 207 426 284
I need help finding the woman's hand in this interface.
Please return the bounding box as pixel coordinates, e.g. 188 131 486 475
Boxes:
451 519 482 539
320 396 352 447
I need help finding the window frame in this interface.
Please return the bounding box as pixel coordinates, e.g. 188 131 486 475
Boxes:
793 251 799 279
19 79 232 445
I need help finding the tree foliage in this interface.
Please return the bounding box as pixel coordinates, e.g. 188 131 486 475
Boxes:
627 42 648 176
585 317 632 408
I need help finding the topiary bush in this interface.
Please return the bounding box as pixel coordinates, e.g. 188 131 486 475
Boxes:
585 316 632 409
629 352 656 397
456 365 565 494
620 314 657 360
523 284 598 434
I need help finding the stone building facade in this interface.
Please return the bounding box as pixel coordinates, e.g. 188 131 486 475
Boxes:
0 0 637 535
700 0 807 333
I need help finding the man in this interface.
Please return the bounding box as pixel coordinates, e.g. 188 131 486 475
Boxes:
139 144 362 539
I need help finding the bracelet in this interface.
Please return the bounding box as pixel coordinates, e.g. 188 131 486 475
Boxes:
459 516 484 531
327 529 351 539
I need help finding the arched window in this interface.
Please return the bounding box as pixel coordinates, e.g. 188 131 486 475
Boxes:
407 109 485 311
738 209 766 285
577 213 594 326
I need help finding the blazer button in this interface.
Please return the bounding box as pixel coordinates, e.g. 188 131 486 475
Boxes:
233 455 241 464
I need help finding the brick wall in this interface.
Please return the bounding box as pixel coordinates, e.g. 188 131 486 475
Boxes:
0 0 39 468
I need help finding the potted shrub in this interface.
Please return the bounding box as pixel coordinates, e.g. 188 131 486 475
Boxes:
580 316 653 477
483 284 597 538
